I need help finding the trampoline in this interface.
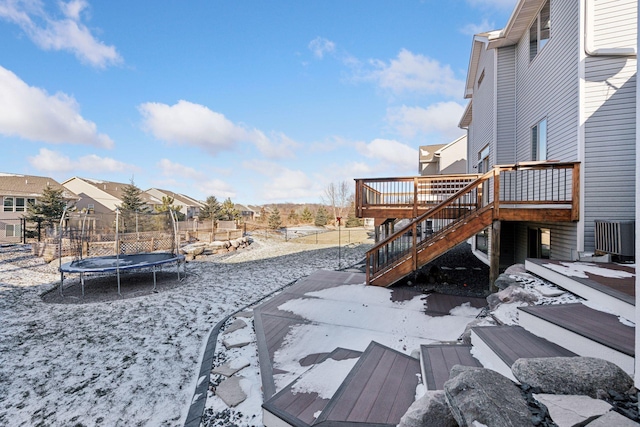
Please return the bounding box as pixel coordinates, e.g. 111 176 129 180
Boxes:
60 252 185 296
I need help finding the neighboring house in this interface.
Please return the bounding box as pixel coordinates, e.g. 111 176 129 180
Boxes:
0 173 78 242
62 177 160 215
461 0 636 266
145 188 204 219
419 135 467 176
235 204 256 222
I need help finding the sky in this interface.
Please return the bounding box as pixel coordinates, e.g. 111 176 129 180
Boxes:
0 0 517 205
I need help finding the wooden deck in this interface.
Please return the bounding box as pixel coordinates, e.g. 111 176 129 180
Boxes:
420 344 482 390
518 303 635 356
526 258 635 303
262 348 362 427
313 342 420 426
472 325 577 367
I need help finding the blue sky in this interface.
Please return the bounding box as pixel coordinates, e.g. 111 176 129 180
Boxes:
0 0 517 205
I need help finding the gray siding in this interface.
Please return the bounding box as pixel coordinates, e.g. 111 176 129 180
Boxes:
582 0 637 252
514 0 580 163
513 221 577 262
496 46 517 165
468 43 496 172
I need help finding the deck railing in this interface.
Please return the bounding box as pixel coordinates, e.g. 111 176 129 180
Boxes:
364 161 580 285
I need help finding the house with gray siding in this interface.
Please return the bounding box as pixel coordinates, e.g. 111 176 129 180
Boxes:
461 0 636 266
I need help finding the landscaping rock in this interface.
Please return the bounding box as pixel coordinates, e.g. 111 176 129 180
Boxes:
512 357 634 398
586 410 640 427
181 244 205 256
215 376 247 407
444 367 533 427
212 356 250 377
398 390 457 427
493 273 520 290
487 284 538 310
460 318 493 345
222 319 247 335
504 264 527 275
533 394 611 427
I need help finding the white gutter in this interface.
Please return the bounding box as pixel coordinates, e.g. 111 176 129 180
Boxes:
585 0 636 56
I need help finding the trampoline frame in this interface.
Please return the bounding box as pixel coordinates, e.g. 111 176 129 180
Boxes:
57 208 186 297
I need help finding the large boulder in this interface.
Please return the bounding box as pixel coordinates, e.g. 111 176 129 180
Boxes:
512 357 634 398
398 390 457 427
180 243 206 256
444 367 534 427
487 284 538 310
493 273 520 290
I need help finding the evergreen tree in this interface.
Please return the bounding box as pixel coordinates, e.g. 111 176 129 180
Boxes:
287 209 299 225
268 208 282 230
314 206 329 226
220 197 239 221
24 185 68 228
154 196 185 221
300 206 313 223
198 196 222 222
119 179 148 213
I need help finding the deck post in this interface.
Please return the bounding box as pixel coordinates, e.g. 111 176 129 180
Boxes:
490 220 501 292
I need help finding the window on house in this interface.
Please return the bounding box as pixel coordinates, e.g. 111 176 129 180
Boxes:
529 0 551 61
15 198 25 212
5 224 21 238
528 228 550 258
4 197 13 212
476 228 489 254
477 145 490 173
531 118 547 161
87 203 95 213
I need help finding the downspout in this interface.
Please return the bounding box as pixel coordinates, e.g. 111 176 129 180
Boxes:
584 0 636 57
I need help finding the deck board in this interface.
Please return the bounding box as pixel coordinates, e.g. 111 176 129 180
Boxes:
472 325 577 367
420 344 482 390
316 342 420 426
262 348 362 427
423 293 487 316
518 304 635 356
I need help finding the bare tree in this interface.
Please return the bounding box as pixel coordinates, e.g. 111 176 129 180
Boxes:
321 181 352 225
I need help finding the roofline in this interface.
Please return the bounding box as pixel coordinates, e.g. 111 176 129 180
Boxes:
487 0 545 49
459 101 473 129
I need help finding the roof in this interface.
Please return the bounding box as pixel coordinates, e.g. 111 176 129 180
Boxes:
0 173 78 199
419 144 447 163
146 188 204 207
65 177 159 205
459 101 473 128
234 204 255 213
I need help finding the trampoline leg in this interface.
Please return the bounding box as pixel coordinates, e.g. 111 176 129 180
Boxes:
60 272 64 296
153 265 157 291
117 268 121 297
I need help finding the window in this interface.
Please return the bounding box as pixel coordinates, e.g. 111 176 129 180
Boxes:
477 145 490 173
529 0 550 61
477 70 485 88
476 228 489 254
528 228 550 258
15 198 25 212
531 118 547 161
5 224 21 238
4 197 13 212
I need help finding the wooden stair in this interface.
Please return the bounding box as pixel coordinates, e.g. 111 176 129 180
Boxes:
470 325 577 381
419 344 482 390
518 303 635 375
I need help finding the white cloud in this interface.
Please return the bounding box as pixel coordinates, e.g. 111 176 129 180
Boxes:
308 37 336 59
139 100 297 159
356 139 418 172
460 18 496 36
0 66 113 147
28 148 133 173
243 160 317 201
0 0 122 68
157 159 235 199
363 49 463 98
386 102 466 141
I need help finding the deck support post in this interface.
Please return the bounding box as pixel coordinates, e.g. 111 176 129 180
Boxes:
490 220 501 293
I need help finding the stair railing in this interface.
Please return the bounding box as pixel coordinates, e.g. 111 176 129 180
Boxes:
366 169 497 285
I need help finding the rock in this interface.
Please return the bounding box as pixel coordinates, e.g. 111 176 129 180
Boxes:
222 319 247 335
230 239 241 248
228 246 237 252
398 390 457 427
493 273 520 290
512 357 634 398
222 335 252 349
487 284 538 310
209 241 227 249
234 310 253 318
533 394 611 427
460 318 493 345
504 264 527 275
449 364 483 380
215 376 247 407
585 410 640 427
181 244 205 256
212 356 251 377
444 367 534 427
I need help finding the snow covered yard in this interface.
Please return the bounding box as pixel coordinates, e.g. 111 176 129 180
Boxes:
0 239 369 426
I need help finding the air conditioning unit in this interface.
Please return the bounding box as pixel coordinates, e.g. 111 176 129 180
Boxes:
594 220 635 258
